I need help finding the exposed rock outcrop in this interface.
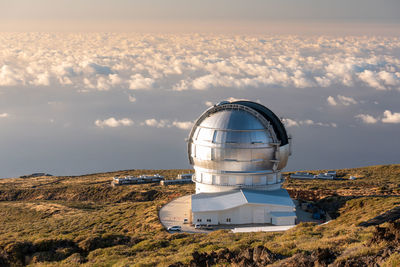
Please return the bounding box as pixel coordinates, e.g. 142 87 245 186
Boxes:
188 246 282 267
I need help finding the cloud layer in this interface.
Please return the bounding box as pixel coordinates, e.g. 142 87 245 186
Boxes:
354 114 378 124
142 119 193 130
282 118 337 128
1 33 400 92
382 110 400 124
95 117 133 128
327 95 358 106
355 110 400 124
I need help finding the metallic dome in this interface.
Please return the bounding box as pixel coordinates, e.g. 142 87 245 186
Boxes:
188 100 292 193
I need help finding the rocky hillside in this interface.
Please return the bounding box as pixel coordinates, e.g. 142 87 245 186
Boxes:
0 165 399 266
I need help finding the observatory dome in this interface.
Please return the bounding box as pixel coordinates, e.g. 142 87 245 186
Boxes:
188 100 292 193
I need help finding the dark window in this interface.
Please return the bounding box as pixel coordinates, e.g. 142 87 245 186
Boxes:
212 131 218 143
226 218 231 222
226 131 240 143
197 219 202 222
207 219 211 222
214 131 226 143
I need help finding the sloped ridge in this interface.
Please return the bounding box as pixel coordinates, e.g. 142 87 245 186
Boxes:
359 206 400 227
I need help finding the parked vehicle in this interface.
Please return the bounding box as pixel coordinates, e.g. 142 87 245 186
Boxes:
312 209 326 220
167 226 182 231
305 203 315 213
194 224 201 229
312 212 321 220
203 224 213 230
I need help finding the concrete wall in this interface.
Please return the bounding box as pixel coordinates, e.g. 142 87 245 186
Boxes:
265 204 294 224
272 216 296 226
192 211 219 225
192 203 295 226
219 207 241 224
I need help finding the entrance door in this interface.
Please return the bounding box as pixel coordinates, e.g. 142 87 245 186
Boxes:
253 207 265 223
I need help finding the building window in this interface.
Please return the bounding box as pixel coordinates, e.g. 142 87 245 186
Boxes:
212 131 218 143
213 131 226 144
197 219 202 222
251 131 267 144
206 219 211 222
197 128 214 141
194 128 201 140
224 148 236 161
226 218 231 222
196 145 211 160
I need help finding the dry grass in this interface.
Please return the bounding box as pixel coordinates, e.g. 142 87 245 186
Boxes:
0 164 398 266
284 164 400 197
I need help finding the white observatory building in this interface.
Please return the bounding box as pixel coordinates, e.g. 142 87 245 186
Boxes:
188 100 296 226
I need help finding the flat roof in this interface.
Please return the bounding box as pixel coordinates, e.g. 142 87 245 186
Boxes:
192 188 294 213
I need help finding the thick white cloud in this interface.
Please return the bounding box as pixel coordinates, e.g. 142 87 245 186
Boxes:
204 101 213 107
358 70 385 90
129 74 154 90
172 121 193 130
0 65 21 86
143 118 193 130
172 80 189 91
301 119 315 125
328 95 358 106
96 77 110 91
315 76 332 87
128 94 136 103
282 118 336 127
355 110 400 124
355 114 378 124
327 96 337 106
31 72 50 86
282 118 299 127
95 117 133 128
192 74 220 90
337 95 357 106
1 33 399 92
226 97 248 102
204 98 248 107
378 71 399 86
144 118 168 128
382 110 400 124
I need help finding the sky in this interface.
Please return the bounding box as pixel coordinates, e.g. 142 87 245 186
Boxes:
0 1 399 177
1 0 400 33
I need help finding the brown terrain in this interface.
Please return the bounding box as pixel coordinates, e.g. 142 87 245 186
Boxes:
0 164 399 266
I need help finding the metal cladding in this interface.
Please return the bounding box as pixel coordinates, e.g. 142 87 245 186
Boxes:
188 100 292 193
